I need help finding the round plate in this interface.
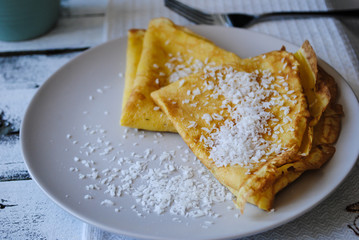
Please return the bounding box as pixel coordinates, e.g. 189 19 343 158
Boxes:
21 26 359 240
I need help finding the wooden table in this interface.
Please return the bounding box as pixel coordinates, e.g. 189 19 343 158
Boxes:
0 1 106 238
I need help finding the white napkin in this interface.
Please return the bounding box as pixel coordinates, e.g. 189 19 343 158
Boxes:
84 0 359 239
104 0 359 98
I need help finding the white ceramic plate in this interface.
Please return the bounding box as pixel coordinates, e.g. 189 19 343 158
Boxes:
21 26 359 240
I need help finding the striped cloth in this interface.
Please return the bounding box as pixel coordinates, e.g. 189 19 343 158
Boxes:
84 0 359 239
104 0 359 97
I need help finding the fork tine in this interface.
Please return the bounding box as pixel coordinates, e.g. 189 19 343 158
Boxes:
165 2 203 24
169 10 206 24
166 0 213 21
165 0 214 24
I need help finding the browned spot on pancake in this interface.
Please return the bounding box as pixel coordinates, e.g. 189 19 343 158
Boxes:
128 28 146 34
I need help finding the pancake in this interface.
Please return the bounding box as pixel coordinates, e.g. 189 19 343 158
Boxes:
120 18 240 132
151 49 311 211
236 43 342 210
247 63 343 208
121 19 342 211
294 41 331 156
152 39 343 211
247 102 342 210
294 41 331 127
122 29 146 110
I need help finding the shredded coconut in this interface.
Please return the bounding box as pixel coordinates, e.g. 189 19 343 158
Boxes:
187 121 197 128
84 194 93 200
66 77 248 224
179 79 185 87
68 122 233 221
165 52 207 83
201 113 212 125
200 66 287 167
101 199 115 206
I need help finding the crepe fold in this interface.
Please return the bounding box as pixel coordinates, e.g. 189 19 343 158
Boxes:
151 40 342 211
121 18 343 212
120 18 240 132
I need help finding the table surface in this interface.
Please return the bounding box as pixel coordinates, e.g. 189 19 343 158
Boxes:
1 0 359 240
1 1 105 239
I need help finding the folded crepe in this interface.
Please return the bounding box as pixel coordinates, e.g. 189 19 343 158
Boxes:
120 18 240 132
122 29 146 110
151 41 342 211
246 43 343 210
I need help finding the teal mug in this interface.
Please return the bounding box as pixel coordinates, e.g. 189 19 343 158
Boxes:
0 0 60 41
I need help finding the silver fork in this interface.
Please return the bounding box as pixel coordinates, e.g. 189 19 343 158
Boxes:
165 0 359 28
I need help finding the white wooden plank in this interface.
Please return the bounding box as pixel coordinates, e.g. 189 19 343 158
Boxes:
0 53 77 136
0 138 30 181
0 53 78 89
0 180 83 239
0 53 79 180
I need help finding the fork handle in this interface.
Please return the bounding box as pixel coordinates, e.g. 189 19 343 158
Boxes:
260 9 359 19
228 9 359 27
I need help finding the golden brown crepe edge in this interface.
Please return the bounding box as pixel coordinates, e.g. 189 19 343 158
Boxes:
122 29 146 110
